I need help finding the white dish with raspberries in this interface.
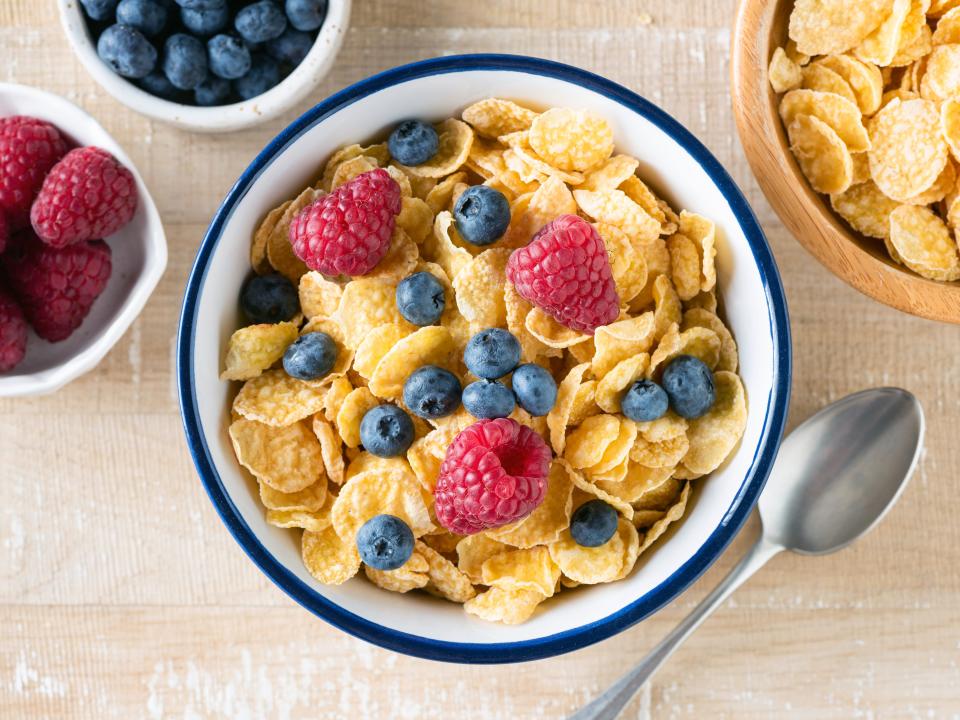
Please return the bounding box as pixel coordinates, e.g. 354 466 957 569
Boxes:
179 56 791 662
0 82 166 397
58 0 351 133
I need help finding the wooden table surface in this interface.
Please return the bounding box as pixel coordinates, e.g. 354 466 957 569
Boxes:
3 1 960 718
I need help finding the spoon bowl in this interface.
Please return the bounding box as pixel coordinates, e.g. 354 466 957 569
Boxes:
759 388 924 555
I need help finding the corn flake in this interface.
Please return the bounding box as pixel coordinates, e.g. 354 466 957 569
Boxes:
417 541 476 602
334 277 412 350
830 180 901 238
565 414 620 469
888 204 960 280
681 372 747 475
482 546 560 597
596 354 649 414
456 534 510 583
302 525 360 585
259 478 326 512
332 469 433 543
298 272 343 320
573 188 661 244
529 108 614 172
788 114 854 195
462 98 538 139
548 362 591 453
233 369 329 427
336 387 380 447
789 0 895 56
354 323 412 381
221 321 298 381
869 98 948 202
453 248 511 327
364 550 430 593
251 201 289 274
464 586 545 624
312 416 345 485
638 482 691 554
779 89 870 153
369 326 456 400
548 525 625 584
770 47 804 93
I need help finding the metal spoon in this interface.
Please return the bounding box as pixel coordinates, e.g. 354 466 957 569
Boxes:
570 388 924 720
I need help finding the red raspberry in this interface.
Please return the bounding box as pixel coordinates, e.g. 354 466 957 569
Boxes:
30 147 137 248
0 209 8 254
3 232 112 342
0 116 68 230
0 282 27 372
506 214 620 334
435 418 552 535
289 168 401 277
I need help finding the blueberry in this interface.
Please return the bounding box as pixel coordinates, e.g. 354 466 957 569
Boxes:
162 33 208 89
388 120 439 167
194 75 231 105
462 380 515 420
360 405 415 458
356 514 414 571
235 0 287 43
284 0 327 31
403 365 462 420
454 185 510 246
180 5 229 35
233 53 281 99
240 273 299 324
464 328 520 379
97 24 157 79
511 363 558 416
395 271 445 326
570 500 619 547
139 69 181 100
81 0 119 21
621 379 669 422
282 332 337 380
174 0 225 9
207 34 251 79
116 0 168 35
265 27 313 65
661 354 716 419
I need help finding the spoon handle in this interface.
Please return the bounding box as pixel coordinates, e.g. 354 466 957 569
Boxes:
569 534 782 720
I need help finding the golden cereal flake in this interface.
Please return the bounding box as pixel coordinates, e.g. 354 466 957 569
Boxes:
229 418 323 493
221 321 298 381
302 525 360 585
332 468 434 543
462 98 538 139
788 114 854 195
869 99 948 202
888 205 960 280
789 0 894 56
528 108 614 172
769 47 804 93
233 369 329 427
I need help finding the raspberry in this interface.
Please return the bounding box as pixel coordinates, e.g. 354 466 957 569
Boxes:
434 418 552 535
30 147 138 248
289 168 401 277
0 209 8 254
0 116 68 230
0 282 27 372
506 214 620 334
2 232 112 342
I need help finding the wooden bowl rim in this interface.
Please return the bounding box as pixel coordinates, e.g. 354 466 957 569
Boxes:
731 0 960 324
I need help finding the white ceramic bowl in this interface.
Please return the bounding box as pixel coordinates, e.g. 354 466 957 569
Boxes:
178 55 792 663
57 0 351 133
0 82 166 397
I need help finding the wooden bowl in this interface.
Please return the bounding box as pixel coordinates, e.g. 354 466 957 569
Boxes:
732 0 960 324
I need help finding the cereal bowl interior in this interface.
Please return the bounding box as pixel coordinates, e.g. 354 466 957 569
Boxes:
179 55 791 663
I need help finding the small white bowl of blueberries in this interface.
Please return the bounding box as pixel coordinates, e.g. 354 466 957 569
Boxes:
58 0 351 132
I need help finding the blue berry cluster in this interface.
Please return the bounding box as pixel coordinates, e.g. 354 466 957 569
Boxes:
81 0 328 106
460 328 558 420
621 354 716 422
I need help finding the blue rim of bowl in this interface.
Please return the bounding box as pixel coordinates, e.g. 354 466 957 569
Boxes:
178 53 792 664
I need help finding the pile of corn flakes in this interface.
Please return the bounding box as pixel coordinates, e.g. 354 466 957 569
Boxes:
771 0 960 281
223 98 748 624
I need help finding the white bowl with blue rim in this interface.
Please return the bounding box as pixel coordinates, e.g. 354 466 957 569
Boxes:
178 55 791 663
0 82 166 397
